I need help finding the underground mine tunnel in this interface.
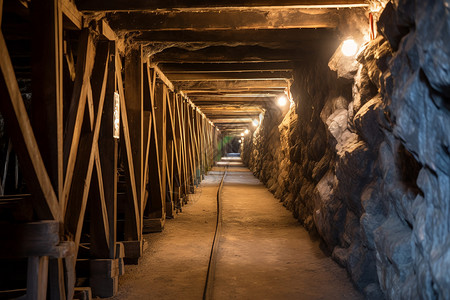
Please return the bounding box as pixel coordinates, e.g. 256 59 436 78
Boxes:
0 0 449 299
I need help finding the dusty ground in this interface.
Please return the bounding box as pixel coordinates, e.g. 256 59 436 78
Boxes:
109 159 362 300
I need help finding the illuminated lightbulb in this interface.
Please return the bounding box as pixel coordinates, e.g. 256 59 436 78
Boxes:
238 140 242 143
244 129 249 134
277 95 287 106
342 39 358 57
241 133 244 137
252 119 259 127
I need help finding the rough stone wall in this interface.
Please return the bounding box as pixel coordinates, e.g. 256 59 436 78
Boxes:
243 1 450 299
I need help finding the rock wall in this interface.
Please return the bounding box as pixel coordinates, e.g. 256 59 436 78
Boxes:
243 1 450 299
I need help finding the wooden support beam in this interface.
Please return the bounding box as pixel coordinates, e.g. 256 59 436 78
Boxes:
27 256 49 300
108 8 348 31
152 46 309 63
124 46 144 240
160 62 294 73
61 0 83 30
166 71 292 81
191 96 274 102
149 63 174 91
98 41 118 259
77 0 368 11
63 30 95 214
133 28 333 44
116 53 140 240
175 79 288 91
31 0 64 212
0 32 60 221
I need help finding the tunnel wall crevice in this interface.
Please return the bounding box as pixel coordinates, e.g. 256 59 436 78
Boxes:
242 1 450 299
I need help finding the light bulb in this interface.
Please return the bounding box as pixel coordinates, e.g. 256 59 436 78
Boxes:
342 39 358 57
277 95 287 106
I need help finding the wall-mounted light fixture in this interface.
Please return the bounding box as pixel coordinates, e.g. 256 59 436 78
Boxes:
341 39 358 57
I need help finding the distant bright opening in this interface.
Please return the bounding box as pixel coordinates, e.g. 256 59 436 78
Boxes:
277 95 288 106
342 39 358 57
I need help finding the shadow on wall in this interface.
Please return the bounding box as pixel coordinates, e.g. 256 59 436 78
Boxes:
242 1 450 299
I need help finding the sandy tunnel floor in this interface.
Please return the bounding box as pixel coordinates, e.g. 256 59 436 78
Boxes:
108 160 362 300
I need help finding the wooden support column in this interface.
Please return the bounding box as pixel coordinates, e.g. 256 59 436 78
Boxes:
116 51 141 263
124 46 143 241
31 0 64 207
150 82 167 220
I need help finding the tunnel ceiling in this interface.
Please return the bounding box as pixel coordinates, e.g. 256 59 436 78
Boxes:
77 0 368 134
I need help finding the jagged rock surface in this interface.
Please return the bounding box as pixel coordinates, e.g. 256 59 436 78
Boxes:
243 1 450 299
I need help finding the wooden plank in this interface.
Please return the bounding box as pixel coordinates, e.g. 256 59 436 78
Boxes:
31 0 64 207
151 63 174 92
63 30 95 214
77 0 368 11
152 46 309 63
27 256 49 300
108 8 344 31
174 79 288 91
98 41 118 259
134 28 333 44
124 47 143 240
166 71 292 81
61 0 82 30
99 19 118 41
116 53 140 239
65 43 109 254
0 0 3 26
89 41 112 259
0 32 60 221
160 62 294 73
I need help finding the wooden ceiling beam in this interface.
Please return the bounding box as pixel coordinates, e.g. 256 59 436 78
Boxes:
107 8 348 31
159 62 294 73
151 46 311 63
191 96 274 102
175 79 288 91
132 28 333 43
76 0 368 11
166 71 292 81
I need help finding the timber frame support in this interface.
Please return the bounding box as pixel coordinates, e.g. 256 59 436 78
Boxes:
0 1 218 299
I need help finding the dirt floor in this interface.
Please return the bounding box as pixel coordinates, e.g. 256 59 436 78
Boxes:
109 159 362 300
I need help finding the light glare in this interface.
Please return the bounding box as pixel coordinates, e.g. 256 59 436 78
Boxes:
240 133 244 136
277 95 287 106
342 39 358 57
252 119 259 127
244 129 249 134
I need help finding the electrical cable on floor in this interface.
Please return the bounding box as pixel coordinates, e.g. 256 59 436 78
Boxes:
203 165 228 300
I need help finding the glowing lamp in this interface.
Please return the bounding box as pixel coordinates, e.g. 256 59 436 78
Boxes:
342 39 358 57
252 119 259 127
241 133 244 137
277 95 287 106
239 140 242 143
244 129 249 134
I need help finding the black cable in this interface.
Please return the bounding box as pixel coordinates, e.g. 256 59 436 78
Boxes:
203 166 227 300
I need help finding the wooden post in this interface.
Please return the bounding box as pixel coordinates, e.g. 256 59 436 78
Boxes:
124 46 144 241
